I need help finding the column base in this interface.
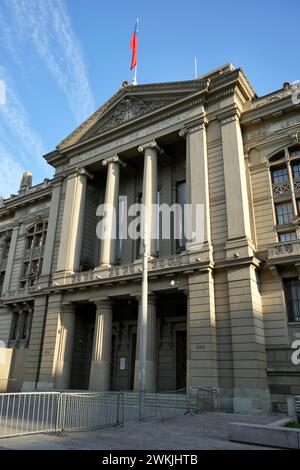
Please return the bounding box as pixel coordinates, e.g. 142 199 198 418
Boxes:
54 360 72 390
233 388 271 415
134 360 157 392
89 360 110 391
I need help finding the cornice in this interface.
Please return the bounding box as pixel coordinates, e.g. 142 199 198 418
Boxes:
0 184 53 220
214 104 241 125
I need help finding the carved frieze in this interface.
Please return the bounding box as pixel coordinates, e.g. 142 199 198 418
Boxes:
86 97 168 139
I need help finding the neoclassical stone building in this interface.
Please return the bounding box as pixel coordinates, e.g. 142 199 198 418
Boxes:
0 64 299 414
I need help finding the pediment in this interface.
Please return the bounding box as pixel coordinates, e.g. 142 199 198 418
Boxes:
58 80 208 150
85 95 174 139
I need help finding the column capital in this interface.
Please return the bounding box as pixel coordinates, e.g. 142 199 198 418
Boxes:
138 140 163 155
69 166 93 180
179 117 208 138
94 298 114 309
102 155 125 167
61 302 76 314
215 105 241 126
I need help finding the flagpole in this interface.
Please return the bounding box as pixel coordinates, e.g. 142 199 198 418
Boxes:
133 63 138 86
132 17 139 85
194 57 198 79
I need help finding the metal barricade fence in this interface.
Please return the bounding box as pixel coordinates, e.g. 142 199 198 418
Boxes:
121 391 158 421
0 392 60 438
57 392 123 432
0 388 223 439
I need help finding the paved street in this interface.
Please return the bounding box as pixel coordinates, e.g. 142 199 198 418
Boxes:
0 412 279 450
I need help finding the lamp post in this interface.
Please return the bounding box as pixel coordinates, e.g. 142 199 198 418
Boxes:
138 211 148 420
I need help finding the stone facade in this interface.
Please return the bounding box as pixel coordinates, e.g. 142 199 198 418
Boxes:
0 64 299 413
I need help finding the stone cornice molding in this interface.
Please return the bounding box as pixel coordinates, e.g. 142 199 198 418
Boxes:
138 140 164 154
102 155 126 167
215 105 241 126
179 116 208 138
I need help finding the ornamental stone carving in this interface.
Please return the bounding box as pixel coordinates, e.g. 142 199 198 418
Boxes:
275 244 293 255
88 97 167 137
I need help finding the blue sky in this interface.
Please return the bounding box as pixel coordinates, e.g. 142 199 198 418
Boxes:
0 0 299 198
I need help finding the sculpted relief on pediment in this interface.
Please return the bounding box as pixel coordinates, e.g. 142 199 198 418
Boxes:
86 96 168 138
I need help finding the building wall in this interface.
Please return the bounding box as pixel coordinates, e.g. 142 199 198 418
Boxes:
0 68 299 413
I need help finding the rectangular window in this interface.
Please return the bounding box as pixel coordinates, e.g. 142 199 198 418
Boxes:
275 201 294 225
284 279 300 322
272 166 289 184
292 163 300 180
20 311 30 340
279 232 297 242
0 272 4 296
176 181 186 250
10 312 20 340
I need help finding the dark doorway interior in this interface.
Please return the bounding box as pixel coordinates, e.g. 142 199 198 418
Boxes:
176 330 187 390
129 332 137 390
70 304 96 390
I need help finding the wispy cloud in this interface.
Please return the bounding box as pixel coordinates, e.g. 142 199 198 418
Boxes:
1 0 95 123
0 67 50 198
0 144 24 198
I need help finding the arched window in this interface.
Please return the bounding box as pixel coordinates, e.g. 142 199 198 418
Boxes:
268 144 300 242
20 221 48 288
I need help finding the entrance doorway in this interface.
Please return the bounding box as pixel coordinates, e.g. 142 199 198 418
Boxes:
70 304 95 390
176 330 187 390
129 332 137 390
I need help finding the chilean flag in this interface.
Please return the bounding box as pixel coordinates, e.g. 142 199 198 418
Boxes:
130 20 138 70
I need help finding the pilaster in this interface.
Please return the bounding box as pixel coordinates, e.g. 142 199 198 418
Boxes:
217 106 254 258
180 116 212 259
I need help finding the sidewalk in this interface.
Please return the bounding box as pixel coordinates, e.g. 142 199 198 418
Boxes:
0 412 279 450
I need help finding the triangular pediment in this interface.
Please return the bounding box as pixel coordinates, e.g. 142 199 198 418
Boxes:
58 80 208 150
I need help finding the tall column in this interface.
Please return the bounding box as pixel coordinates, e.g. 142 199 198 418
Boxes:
180 118 211 255
89 300 113 391
54 303 76 389
134 295 157 391
218 106 253 258
56 168 91 273
2 224 19 295
40 177 63 286
99 156 122 266
138 141 163 257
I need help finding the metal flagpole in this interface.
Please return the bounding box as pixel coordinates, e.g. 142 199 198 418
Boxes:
132 17 139 85
194 57 198 79
139 209 148 420
133 63 138 86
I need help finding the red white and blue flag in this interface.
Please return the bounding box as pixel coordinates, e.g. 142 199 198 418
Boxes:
130 20 138 70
